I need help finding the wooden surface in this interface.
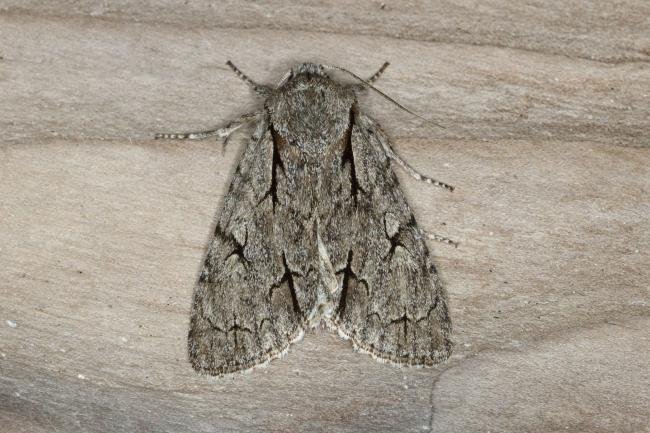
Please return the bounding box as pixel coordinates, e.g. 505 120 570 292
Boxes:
1 1 649 432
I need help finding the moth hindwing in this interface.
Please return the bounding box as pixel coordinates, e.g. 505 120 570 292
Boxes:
157 62 453 375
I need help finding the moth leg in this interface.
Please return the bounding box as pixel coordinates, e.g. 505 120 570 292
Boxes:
368 61 390 84
226 60 272 96
155 112 260 142
426 232 459 248
379 136 455 192
350 62 390 92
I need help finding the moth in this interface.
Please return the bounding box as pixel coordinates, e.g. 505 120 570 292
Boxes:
156 61 454 375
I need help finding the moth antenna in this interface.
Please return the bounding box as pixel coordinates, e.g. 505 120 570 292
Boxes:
323 64 445 130
226 60 271 96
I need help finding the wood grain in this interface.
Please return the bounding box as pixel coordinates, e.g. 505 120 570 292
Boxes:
1 2 649 432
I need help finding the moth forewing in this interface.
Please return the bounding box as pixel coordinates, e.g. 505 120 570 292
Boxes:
157 62 453 376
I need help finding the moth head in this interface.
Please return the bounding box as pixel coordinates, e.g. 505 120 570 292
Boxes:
276 63 329 88
292 63 327 78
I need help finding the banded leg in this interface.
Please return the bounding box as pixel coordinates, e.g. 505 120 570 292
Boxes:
350 62 390 92
377 134 454 192
226 61 271 96
368 61 390 84
426 232 458 248
155 112 259 142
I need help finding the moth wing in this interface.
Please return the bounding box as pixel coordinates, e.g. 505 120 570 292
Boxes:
325 115 452 365
188 118 304 375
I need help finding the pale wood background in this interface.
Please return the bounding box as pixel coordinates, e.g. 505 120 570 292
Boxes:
1 1 649 432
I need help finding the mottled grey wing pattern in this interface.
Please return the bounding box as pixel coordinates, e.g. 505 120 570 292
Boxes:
182 62 452 375
188 118 306 375
323 114 452 366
